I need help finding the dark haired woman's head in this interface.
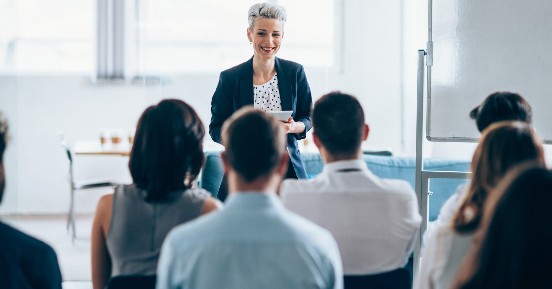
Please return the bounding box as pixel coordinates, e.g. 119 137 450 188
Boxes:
0 114 7 203
453 121 544 233
469 92 532 132
129 99 205 202
454 165 552 289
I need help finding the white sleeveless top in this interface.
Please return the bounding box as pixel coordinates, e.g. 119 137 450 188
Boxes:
253 74 282 112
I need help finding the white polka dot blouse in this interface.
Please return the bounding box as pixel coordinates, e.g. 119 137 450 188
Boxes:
253 74 282 112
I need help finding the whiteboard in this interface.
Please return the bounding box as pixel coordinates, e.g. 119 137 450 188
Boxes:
428 0 552 143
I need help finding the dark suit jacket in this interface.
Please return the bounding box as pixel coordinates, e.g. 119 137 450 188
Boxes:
209 57 312 179
0 221 62 289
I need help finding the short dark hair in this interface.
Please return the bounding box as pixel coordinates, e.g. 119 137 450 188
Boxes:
129 99 205 202
469 92 532 132
222 107 285 181
312 91 365 157
454 165 552 289
0 114 7 203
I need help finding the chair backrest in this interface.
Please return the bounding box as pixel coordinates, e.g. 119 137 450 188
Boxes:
201 152 224 196
344 268 411 289
59 135 73 164
59 135 76 189
107 275 156 289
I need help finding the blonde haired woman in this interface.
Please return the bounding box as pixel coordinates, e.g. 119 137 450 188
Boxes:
209 2 312 201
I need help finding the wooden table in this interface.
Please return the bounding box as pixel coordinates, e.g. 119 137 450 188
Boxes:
74 141 131 156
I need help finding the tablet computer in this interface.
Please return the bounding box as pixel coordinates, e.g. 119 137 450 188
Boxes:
268 110 293 122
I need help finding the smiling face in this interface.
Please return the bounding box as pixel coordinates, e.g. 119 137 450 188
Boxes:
247 18 284 61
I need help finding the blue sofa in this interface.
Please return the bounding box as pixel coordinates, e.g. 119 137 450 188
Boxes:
200 152 470 221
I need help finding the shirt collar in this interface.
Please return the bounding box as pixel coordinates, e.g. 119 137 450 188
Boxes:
321 159 369 175
224 192 284 211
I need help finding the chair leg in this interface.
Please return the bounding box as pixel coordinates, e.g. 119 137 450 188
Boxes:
70 215 76 243
67 186 76 243
66 188 72 231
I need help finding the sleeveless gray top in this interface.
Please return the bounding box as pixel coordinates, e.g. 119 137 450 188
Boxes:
106 184 209 276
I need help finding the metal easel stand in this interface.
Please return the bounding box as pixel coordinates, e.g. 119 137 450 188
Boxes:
412 49 472 274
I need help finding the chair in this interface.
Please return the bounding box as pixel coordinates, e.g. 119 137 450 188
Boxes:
344 268 411 289
200 152 225 198
60 136 116 242
107 275 156 289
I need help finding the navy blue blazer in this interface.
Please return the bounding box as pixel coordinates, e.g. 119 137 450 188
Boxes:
209 57 312 179
0 222 62 289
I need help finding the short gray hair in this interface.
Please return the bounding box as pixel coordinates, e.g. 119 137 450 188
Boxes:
248 2 287 30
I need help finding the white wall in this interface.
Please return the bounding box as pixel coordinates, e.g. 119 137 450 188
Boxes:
0 0 414 214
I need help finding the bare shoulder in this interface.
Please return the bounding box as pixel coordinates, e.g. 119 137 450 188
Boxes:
200 197 222 215
96 193 113 213
94 193 114 234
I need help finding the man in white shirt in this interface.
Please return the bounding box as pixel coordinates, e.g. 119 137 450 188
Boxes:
157 107 343 289
280 91 421 278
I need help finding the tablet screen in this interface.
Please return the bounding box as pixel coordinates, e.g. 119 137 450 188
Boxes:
268 110 293 122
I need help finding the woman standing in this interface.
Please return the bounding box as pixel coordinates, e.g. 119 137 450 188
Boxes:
210 2 312 200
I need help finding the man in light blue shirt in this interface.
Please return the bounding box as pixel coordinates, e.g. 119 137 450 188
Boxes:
157 107 343 289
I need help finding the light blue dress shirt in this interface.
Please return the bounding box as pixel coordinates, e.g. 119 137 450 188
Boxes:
156 192 343 289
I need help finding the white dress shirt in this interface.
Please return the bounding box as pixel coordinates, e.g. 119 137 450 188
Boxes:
280 159 422 275
424 186 467 245
414 224 473 289
156 193 343 289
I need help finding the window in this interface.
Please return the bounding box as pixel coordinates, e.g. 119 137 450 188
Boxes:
135 0 337 74
0 0 94 73
0 0 337 76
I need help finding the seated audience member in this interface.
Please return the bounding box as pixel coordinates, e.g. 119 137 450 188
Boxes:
452 165 552 289
415 121 545 289
0 115 63 289
91 99 220 289
280 91 422 277
157 108 343 289
434 91 532 226
469 91 532 133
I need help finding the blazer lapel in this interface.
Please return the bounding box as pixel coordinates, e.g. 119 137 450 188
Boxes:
239 57 254 108
275 58 292 112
